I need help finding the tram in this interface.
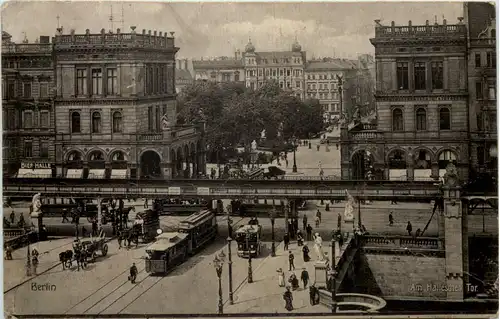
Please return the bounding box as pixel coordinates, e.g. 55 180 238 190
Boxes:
235 224 262 258
145 209 218 274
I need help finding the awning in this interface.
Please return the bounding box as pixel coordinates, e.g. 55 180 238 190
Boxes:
17 168 52 178
66 169 83 179
110 169 128 179
88 169 105 179
414 169 432 181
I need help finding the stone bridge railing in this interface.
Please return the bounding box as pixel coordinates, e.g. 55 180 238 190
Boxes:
361 234 443 250
318 291 387 312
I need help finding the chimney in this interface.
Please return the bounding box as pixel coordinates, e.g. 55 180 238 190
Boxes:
408 20 412 27
443 19 447 26
176 59 180 70
184 59 189 70
142 29 146 35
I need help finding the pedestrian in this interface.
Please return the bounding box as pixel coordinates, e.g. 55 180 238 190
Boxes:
309 284 319 305
316 144 320 151
316 209 322 223
5 245 13 260
389 212 394 226
336 143 339 150
92 220 98 236
144 198 148 209
285 158 288 168
288 251 295 271
18 214 25 228
118 232 123 249
302 214 307 231
9 211 15 224
129 262 138 283
288 273 299 290
283 287 293 311
297 231 304 246
277 268 285 287
306 224 313 241
62 209 69 223
284 233 290 250
337 213 342 230
302 244 310 262
288 222 294 239
406 221 413 236
315 215 320 228
415 228 421 237
300 268 309 289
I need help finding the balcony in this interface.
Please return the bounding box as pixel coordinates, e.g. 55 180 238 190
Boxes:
2 43 52 54
53 32 175 50
374 24 466 38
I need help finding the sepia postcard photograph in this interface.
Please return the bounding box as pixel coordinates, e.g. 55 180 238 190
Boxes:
1 1 498 318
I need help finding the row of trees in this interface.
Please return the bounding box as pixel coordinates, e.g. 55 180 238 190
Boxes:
177 81 324 162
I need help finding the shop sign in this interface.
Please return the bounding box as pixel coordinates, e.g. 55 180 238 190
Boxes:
21 162 52 169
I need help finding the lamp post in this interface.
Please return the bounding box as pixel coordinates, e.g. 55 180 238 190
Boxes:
329 268 338 313
269 208 276 257
246 228 253 283
26 239 32 276
227 216 234 305
292 136 298 173
213 252 226 314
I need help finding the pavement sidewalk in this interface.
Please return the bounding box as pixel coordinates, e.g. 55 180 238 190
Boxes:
226 239 340 313
4 237 75 292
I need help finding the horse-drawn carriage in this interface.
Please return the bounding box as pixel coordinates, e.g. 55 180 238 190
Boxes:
119 209 160 248
59 232 108 270
80 236 108 262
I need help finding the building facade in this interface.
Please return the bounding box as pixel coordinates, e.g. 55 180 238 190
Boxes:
242 38 306 99
192 57 244 84
341 19 469 182
465 2 497 178
2 32 56 178
175 59 193 93
52 27 202 180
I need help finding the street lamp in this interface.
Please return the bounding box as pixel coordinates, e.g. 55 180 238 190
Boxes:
227 216 234 305
245 228 253 283
269 208 277 257
291 136 298 173
26 239 32 276
213 252 226 314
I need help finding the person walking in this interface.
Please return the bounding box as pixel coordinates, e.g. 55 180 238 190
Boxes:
283 287 293 311
62 209 70 223
406 221 413 236
288 251 295 271
302 214 308 231
309 284 319 305
284 233 290 250
129 263 138 284
5 245 13 260
316 209 322 224
337 213 342 230
389 212 394 226
9 211 15 224
300 268 309 289
302 244 310 262
277 268 285 287
306 224 313 241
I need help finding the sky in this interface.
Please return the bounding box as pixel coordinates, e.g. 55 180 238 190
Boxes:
2 1 463 59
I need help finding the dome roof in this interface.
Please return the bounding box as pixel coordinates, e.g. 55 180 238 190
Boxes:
292 39 302 52
245 38 255 53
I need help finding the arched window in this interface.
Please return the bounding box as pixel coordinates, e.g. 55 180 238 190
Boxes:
92 112 101 133
71 112 81 133
388 150 406 169
89 151 104 161
439 108 451 130
68 151 81 161
416 108 427 131
112 151 125 161
438 150 457 169
392 108 403 131
112 111 122 133
234 71 240 82
415 150 432 169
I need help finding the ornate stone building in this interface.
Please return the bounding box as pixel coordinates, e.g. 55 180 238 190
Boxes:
242 38 306 99
2 32 56 178
341 19 469 181
465 3 497 178
192 55 244 84
53 27 203 180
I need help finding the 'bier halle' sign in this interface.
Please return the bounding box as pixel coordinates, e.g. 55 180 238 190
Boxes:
21 162 52 169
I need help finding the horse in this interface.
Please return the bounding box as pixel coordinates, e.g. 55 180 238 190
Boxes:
74 247 88 271
59 250 73 270
125 225 140 249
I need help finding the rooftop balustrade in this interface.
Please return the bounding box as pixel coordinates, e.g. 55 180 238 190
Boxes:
2 43 52 54
375 23 466 38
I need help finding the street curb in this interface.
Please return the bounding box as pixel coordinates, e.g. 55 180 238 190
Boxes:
223 240 284 306
4 237 114 294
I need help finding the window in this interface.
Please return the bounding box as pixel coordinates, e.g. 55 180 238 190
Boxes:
159 65 164 92
40 111 49 128
91 69 102 95
476 82 483 100
76 69 87 95
112 111 122 133
477 146 485 165
475 53 481 67
489 83 496 100
397 62 409 90
296 81 301 88
414 62 426 90
23 82 32 98
23 111 33 128
71 112 81 133
154 67 158 93
107 68 117 95
258 69 263 77
148 106 153 131
235 72 240 81
40 141 49 158
287 70 291 76
24 141 33 158
39 82 48 98
416 108 426 131
287 82 291 88
7 81 15 99
438 150 457 169
279 69 283 76
392 108 404 131
486 52 493 67
272 70 277 77
91 112 101 133
477 113 484 131
155 105 161 131
431 61 443 90
7 109 16 130
439 107 451 130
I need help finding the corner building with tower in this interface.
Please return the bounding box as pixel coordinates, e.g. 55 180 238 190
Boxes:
53 27 203 180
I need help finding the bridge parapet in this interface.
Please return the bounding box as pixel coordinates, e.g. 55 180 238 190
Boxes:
362 235 443 250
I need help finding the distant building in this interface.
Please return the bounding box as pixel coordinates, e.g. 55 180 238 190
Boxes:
242 38 306 99
175 59 193 93
192 55 244 84
2 31 56 178
464 2 497 177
